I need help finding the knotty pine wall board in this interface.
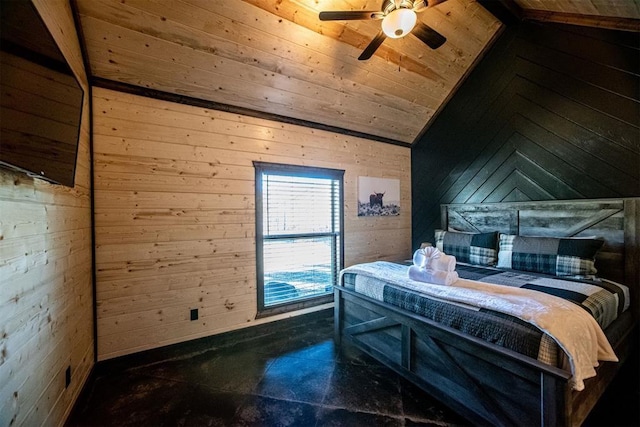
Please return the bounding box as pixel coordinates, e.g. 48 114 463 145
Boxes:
0 1 93 425
92 87 411 360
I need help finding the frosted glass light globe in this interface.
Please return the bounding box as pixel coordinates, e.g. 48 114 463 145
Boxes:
381 8 417 39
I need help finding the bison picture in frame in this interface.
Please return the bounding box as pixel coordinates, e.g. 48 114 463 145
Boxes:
358 176 400 216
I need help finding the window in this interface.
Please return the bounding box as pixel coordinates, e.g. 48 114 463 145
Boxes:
254 162 344 316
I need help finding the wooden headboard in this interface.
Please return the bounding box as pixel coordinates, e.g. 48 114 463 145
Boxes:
441 198 640 312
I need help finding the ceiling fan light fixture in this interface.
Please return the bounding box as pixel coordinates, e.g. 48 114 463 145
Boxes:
381 8 417 39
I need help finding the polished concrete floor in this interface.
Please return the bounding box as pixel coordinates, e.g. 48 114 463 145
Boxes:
67 310 638 426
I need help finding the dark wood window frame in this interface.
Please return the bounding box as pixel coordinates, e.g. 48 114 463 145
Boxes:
253 161 345 318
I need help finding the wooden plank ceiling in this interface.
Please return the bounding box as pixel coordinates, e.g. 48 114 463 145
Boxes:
75 0 503 144
75 0 639 144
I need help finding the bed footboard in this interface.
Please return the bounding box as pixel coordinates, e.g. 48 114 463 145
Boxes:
335 285 574 427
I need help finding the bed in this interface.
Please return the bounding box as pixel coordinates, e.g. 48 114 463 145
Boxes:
334 198 639 426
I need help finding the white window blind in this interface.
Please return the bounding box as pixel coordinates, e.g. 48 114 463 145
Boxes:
254 162 343 313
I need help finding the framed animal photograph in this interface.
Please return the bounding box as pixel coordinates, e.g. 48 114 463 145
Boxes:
357 176 400 217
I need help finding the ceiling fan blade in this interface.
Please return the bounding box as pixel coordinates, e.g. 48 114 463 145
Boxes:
358 31 387 60
319 11 383 21
411 21 446 49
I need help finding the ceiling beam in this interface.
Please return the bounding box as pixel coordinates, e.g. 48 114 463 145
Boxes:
493 0 640 32
520 9 640 32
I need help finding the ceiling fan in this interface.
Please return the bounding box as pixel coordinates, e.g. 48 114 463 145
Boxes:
319 0 448 60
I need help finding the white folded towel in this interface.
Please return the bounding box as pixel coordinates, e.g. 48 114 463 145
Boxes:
412 247 438 267
412 248 457 272
408 265 459 286
431 254 456 272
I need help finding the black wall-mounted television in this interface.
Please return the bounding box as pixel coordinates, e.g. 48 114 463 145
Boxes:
0 0 84 187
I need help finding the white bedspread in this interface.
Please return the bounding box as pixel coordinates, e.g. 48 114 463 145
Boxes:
341 261 618 391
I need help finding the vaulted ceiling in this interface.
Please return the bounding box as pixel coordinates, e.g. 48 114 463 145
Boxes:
74 0 640 145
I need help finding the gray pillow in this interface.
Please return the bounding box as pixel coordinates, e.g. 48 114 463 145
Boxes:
435 230 498 266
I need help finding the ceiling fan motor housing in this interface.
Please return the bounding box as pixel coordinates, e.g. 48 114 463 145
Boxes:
381 0 420 38
318 0 446 60
382 0 417 15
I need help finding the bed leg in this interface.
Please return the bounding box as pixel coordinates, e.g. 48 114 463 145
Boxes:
401 324 412 370
334 287 342 346
541 372 565 427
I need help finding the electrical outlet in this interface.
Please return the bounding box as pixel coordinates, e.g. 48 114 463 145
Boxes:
65 366 71 388
190 308 198 321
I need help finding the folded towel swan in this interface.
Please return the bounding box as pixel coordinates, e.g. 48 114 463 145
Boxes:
412 247 456 272
408 265 459 286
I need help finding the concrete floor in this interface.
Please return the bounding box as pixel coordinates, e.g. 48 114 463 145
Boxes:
67 310 638 426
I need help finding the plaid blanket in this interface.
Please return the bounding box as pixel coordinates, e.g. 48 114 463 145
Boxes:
455 263 629 330
342 267 557 364
340 262 623 390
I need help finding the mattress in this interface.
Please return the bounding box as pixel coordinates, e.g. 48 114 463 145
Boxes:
341 261 629 388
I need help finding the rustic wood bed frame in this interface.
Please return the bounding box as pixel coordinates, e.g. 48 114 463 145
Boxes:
334 198 639 426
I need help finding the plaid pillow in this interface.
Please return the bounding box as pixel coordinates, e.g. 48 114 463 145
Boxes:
497 234 604 278
434 230 498 266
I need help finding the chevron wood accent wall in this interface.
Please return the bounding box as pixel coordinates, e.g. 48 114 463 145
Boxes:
411 19 640 249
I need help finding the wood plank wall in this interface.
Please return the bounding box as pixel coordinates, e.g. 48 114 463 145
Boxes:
0 1 93 426
92 87 411 360
412 18 640 249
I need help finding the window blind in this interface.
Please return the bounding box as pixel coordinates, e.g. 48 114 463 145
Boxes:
254 162 343 313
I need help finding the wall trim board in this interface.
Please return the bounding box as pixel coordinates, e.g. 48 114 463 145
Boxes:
94 308 333 375
70 0 98 367
90 77 407 148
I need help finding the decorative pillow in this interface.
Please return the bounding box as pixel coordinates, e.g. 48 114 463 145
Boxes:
497 234 604 278
434 230 498 266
